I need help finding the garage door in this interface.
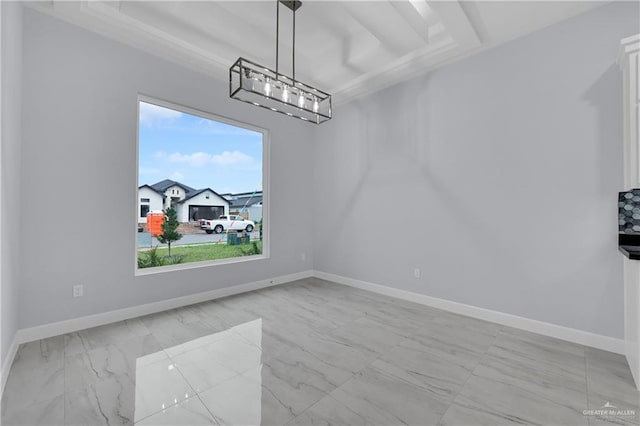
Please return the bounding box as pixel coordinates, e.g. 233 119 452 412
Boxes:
189 205 224 221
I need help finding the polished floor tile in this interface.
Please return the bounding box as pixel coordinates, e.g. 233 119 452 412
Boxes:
294 329 378 374
133 355 195 422
198 368 296 426
65 374 135 426
585 348 640 426
286 394 368 426
328 316 407 357
1 394 64 426
65 334 163 390
257 348 353 416
2 356 64 414
10 336 65 371
64 319 150 357
136 395 218 425
1 277 638 425
439 372 588 426
172 347 237 394
328 366 449 425
370 338 474 405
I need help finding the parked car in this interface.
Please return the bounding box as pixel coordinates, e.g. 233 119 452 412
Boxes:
203 215 255 234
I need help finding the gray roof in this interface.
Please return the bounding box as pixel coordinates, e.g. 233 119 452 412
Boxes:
225 191 263 198
150 179 196 194
178 188 229 205
228 195 263 209
143 180 260 207
138 184 165 197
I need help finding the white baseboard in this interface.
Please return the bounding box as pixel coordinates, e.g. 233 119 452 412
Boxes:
1 267 625 401
13 269 314 353
313 270 625 355
1 334 19 402
0 269 312 397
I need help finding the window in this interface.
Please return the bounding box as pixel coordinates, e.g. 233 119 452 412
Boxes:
137 97 267 272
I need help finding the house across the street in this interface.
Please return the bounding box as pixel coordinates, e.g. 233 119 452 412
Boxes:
222 191 263 222
138 179 230 224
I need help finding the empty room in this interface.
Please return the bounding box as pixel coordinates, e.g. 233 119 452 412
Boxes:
1 0 640 425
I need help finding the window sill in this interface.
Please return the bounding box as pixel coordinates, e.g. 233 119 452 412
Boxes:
135 253 269 276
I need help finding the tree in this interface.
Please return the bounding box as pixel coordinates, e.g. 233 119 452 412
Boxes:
157 206 182 257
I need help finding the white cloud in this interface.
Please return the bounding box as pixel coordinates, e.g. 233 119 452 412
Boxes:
162 150 254 167
139 102 182 127
170 171 184 181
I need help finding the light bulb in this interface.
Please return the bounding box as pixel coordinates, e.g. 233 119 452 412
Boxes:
312 97 319 113
243 70 255 91
282 85 290 103
298 93 305 108
264 78 272 97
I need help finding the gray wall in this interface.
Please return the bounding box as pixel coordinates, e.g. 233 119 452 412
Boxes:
313 1 639 338
19 8 313 329
1 2 23 370
7 0 639 350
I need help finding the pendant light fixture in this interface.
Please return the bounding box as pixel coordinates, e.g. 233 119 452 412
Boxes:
229 1 332 124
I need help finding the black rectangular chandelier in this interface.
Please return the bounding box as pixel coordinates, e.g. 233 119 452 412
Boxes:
229 1 332 124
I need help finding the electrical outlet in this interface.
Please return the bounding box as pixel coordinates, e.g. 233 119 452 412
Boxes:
73 285 83 298
301 252 306 262
414 268 421 279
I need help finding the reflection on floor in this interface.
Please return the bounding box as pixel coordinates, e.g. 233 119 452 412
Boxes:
1 277 639 425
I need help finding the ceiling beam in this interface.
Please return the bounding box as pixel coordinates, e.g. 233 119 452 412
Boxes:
390 1 430 44
427 0 481 49
342 2 424 53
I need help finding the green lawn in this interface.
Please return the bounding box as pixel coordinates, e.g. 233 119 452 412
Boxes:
138 240 262 268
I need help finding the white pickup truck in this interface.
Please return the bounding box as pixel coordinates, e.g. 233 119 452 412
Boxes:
203 215 255 234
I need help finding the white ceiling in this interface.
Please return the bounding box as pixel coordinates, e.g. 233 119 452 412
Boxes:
27 1 609 105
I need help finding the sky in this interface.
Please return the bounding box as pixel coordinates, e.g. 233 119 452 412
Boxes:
138 101 263 194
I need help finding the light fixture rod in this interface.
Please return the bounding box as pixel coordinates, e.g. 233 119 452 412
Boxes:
275 1 299 81
276 0 280 77
292 5 295 81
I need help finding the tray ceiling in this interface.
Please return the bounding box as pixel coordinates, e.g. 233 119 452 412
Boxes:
27 1 608 105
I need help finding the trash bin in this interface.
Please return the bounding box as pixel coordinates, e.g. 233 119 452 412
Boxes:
227 233 238 245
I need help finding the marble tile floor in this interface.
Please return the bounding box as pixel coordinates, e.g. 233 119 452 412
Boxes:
1 277 639 425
